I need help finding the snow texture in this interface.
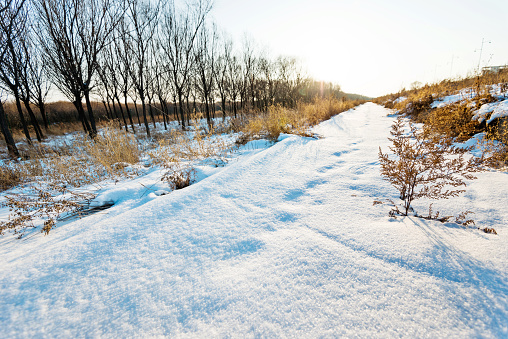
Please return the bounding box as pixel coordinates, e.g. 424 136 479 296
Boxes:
473 99 508 124
1 103 507 337
430 88 479 108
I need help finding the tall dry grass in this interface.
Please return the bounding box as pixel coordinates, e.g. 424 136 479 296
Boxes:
242 97 362 142
1 123 141 190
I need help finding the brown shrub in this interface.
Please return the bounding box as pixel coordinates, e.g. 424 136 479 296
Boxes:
0 166 22 191
379 116 484 217
397 92 434 122
160 161 196 190
427 102 481 141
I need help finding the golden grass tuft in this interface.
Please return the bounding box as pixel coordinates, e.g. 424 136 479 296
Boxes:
242 97 362 142
81 124 140 176
427 102 481 141
0 165 22 191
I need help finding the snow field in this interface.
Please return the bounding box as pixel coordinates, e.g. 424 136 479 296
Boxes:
0 103 507 337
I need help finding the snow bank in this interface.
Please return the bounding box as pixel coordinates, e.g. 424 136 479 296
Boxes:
1 103 507 337
393 96 407 104
472 99 508 124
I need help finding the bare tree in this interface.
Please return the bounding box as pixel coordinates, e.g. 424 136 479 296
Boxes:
241 35 259 110
194 22 217 126
0 0 38 142
161 0 211 128
0 0 21 157
225 51 242 118
258 56 277 110
26 43 51 131
214 34 231 121
122 0 160 137
35 0 120 138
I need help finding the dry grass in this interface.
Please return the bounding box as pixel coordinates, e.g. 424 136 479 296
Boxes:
376 68 508 108
0 166 22 191
427 102 481 141
242 97 362 142
1 123 141 191
393 87 435 122
376 68 508 170
150 124 234 165
80 124 140 176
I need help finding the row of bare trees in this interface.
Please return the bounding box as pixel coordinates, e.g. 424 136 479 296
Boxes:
0 0 345 157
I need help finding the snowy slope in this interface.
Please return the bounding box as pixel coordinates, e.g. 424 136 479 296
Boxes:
1 103 508 337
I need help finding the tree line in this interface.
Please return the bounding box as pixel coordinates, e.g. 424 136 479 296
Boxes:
0 0 348 158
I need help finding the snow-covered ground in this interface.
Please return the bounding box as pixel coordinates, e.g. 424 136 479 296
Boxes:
1 103 507 337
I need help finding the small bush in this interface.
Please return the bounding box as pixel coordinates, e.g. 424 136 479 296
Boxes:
398 92 434 122
427 102 481 141
0 183 96 237
379 116 484 217
0 166 22 191
160 162 196 190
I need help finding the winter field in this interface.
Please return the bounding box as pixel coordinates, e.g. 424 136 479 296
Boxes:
1 102 508 337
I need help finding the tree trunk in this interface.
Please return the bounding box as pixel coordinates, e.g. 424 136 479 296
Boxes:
22 99 44 141
110 100 122 129
13 93 31 144
147 95 156 128
178 92 186 129
133 100 141 126
124 94 135 133
115 95 128 132
73 99 91 135
140 97 150 138
84 90 97 138
0 101 19 158
37 100 49 131
102 100 111 120
159 98 168 130
221 96 226 121
204 96 211 126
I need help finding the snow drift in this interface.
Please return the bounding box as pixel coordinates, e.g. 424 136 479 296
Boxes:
1 103 507 337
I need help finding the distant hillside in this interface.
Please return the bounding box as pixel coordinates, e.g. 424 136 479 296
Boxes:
342 92 372 101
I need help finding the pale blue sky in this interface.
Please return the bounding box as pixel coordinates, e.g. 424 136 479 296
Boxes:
211 0 508 97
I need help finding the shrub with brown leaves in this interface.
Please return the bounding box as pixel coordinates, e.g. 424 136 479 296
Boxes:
379 116 484 217
160 162 196 191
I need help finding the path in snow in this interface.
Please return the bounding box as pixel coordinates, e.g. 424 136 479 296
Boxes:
1 103 507 337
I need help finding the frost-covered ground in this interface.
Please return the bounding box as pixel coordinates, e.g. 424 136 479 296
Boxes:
1 103 508 337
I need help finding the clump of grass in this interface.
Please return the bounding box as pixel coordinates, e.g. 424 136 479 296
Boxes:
81 124 140 176
427 101 481 141
0 165 22 191
396 90 434 122
243 105 296 142
6 124 141 188
242 97 362 142
160 161 196 191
